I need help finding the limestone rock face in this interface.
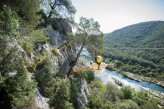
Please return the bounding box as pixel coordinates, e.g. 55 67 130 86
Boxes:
59 47 76 74
46 18 79 75
78 79 89 108
34 88 50 109
48 19 72 48
76 47 92 68
49 29 67 48
59 19 72 33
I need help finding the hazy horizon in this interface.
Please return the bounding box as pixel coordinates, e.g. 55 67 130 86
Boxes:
72 0 164 33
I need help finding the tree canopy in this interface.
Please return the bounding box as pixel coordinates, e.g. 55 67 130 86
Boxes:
67 17 104 76
0 0 40 26
41 0 76 18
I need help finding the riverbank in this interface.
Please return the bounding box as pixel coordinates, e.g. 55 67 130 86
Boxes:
122 71 164 88
142 87 164 106
106 64 164 88
95 68 164 107
106 64 164 106
74 62 164 88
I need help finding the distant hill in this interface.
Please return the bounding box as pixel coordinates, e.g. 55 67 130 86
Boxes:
104 21 164 67
104 21 164 80
105 21 164 48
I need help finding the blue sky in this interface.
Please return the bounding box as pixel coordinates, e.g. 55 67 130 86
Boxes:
72 0 164 33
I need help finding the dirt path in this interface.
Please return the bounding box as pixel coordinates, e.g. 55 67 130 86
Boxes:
73 63 108 72
88 63 107 72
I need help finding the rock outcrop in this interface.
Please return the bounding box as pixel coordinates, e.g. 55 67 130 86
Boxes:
48 19 72 48
78 79 89 108
49 29 67 48
58 45 76 74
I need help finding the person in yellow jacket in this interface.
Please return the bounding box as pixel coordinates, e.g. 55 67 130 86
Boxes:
94 49 103 70
96 55 103 70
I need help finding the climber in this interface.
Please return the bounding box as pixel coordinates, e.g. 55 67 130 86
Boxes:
94 49 103 70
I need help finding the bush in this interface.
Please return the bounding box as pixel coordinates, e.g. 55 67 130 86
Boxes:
47 77 73 109
0 43 36 108
35 58 57 96
51 18 62 32
132 92 157 107
5 73 36 108
121 86 134 99
89 78 103 89
70 78 80 108
76 70 95 83
20 38 34 53
29 29 49 42
51 46 60 56
118 100 140 109
104 82 121 102
0 5 20 37
88 94 104 109
141 100 159 109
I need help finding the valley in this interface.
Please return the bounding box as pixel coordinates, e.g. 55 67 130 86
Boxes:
104 21 164 81
0 0 164 109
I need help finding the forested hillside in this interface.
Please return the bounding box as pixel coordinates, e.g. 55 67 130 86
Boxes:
104 21 164 80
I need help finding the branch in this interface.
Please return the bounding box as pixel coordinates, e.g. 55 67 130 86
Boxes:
48 0 59 18
56 3 63 6
52 0 58 8
105 91 112 103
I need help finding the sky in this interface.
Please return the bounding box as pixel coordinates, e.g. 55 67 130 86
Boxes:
71 0 164 33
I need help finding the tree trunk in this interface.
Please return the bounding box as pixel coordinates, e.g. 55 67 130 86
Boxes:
67 44 85 77
67 34 87 77
48 11 53 18
48 0 58 18
105 92 111 103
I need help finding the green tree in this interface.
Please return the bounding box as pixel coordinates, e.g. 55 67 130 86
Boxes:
70 78 80 108
141 100 159 109
121 86 134 99
43 0 76 18
75 70 95 83
0 5 20 36
0 38 36 108
104 82 120 102
5 72 36 109
35 57 57 95
67 17 104 76
47 77 73 109
88 94 104 109
118 100 140 109
0 0 41 27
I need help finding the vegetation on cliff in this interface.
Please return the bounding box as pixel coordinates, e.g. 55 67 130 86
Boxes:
0 0 103 108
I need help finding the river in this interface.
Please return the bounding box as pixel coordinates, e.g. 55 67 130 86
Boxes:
95 68 164 92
